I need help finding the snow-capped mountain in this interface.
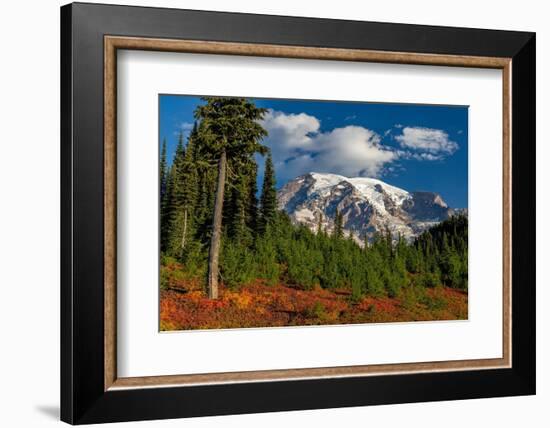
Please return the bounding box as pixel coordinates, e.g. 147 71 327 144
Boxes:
277 172 461 244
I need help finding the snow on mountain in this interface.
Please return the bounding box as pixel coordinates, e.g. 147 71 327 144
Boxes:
277 172 460 244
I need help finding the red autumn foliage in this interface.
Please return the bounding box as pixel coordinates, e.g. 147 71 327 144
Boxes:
160 261 468 331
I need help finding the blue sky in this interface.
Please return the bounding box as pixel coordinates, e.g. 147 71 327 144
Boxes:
159 95 468 208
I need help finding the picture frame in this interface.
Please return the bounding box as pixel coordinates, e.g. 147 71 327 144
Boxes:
60 2 535 424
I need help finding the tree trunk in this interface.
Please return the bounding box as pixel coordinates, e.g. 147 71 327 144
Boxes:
207 150 227 299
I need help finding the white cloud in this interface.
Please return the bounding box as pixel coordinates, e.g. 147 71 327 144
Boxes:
304 126 396 177
261 110 397 182
259 110 459 185
395 126 458 155
400 151 444 161
260 110 319 164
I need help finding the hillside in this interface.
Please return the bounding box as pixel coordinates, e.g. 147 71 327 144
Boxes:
278 172 462 244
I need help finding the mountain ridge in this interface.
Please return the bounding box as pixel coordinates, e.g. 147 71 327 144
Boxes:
277 172 464 244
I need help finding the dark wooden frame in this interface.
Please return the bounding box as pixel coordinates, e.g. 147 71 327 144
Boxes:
61 2 536 424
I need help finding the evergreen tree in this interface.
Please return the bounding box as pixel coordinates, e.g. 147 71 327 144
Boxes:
333 209 344 239
161 165 178 252
194 97 268 299
245 162 259 237
180 124 199 209
172 132 186 204
159 138 168 252
413 214 468 289
259 152 277 234
225 172 250 244
316 212 324 235
168 129 201 257
160 138 167 203
193 149 217 245
223 157 259 246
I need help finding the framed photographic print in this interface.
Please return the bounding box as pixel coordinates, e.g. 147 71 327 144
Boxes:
60 2 536 424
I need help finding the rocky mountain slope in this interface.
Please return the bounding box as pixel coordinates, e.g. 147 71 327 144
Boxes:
277 172 463 244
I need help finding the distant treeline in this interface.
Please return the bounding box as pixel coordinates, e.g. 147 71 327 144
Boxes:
160 97 468 299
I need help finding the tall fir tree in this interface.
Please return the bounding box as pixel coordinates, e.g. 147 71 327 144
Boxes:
316 212 324 235
245 162 259 237
165 132 185 255
168 128 202 258
187 121 217 245
172 132 186 203
179 125 199 211
225 173 247 243
161 164 178 252
160 138 167 203
333 209 344 239
159 138 168 252
259 152 277 234
194 97 268 299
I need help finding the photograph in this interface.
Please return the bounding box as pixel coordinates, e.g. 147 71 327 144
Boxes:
54 2 536 424
159 95 469 331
